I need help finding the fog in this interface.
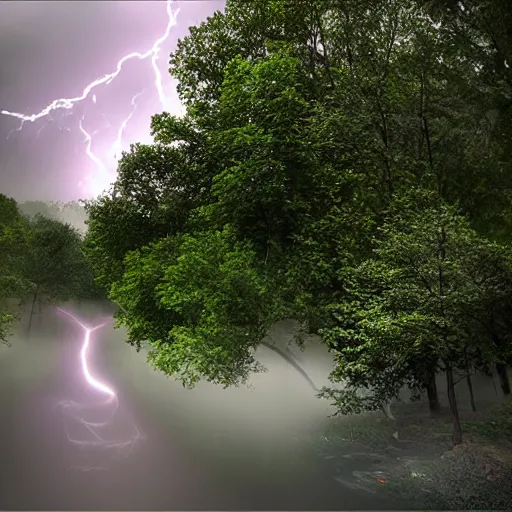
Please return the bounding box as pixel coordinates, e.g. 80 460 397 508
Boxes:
0 300 394 510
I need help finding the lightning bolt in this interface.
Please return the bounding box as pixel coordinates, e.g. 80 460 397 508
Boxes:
79 118 109 187
55 308 144 470
111 89 146 162
78 89 145 193
1 0 179 198
56 307 114 397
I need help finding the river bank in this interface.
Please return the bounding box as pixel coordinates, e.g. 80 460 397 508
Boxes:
316 400 512 509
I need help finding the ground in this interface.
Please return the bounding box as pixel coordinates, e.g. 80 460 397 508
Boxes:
315 399 512 509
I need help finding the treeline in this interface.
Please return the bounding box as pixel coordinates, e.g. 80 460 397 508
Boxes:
83 0 512 444
0 194 102 342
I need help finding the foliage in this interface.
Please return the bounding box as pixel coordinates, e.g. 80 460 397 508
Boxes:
319 200 512 441
110 227 280 387
21 216 82 305
79 0 512 446
0 194 33 342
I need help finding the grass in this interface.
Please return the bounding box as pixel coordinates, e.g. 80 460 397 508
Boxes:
319 400 512 509
459 400 512 442
321 411 398 448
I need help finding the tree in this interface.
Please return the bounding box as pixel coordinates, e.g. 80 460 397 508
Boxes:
425 0 512 84
110 226 281 387
207 51 316 254
109 227 282 386
320 198 512 445
82 131 216 295
458 239 512 396
22 215 92 331
83 194 164 294
417 0 512 242
0 194 34 343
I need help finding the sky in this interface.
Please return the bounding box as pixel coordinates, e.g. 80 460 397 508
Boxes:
0 0 224 203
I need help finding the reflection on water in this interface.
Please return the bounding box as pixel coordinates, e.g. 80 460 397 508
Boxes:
56 379 145 471
0 300 387 510
54 307 144 472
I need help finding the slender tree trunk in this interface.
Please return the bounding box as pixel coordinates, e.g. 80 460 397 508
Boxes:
491 364 500 396
446 364 463 446
382 400 395 421
496 363 511 395
260 341 318 393
27 286 38 335
464 348 477 412
466 373 477 412
437 227 461 444
426 370 440 414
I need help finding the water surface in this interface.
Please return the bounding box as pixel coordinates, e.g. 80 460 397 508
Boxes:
0 301 390 510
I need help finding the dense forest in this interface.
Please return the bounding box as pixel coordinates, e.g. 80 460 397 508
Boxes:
2 0 512 450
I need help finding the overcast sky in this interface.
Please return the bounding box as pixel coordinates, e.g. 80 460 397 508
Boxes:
0 0 224 203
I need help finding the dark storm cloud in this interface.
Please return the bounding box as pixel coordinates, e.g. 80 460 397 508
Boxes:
0 1 224 202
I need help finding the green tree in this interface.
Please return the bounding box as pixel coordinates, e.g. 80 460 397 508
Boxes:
83 133 215 295
110 227 280 387
0 194 34 343
419 0 512 241
320 199 512 445
23 215 92 331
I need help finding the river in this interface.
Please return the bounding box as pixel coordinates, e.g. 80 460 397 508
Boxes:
0 300 395 510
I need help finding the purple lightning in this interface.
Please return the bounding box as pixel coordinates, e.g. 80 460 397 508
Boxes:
56 307 143 470
56 307 114 397
1 0 180 198
111 89 146 161
79 118 109 193
78 89 146 192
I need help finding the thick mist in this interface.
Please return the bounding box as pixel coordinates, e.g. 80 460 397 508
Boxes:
0 300 391 510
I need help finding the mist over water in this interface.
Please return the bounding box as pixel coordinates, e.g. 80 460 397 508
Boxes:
0 300 387 510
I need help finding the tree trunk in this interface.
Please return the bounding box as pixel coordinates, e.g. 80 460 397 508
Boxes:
446 364 463 446
381 401 398 440
491 364 500 396
496 363 511 395
27 287 38 336
466 373 477 412
464 347 477 411
260 341 318 393
382 400 395 421
426 370 440 414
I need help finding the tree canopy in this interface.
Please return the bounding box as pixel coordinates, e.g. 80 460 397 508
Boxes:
83 0 512 444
